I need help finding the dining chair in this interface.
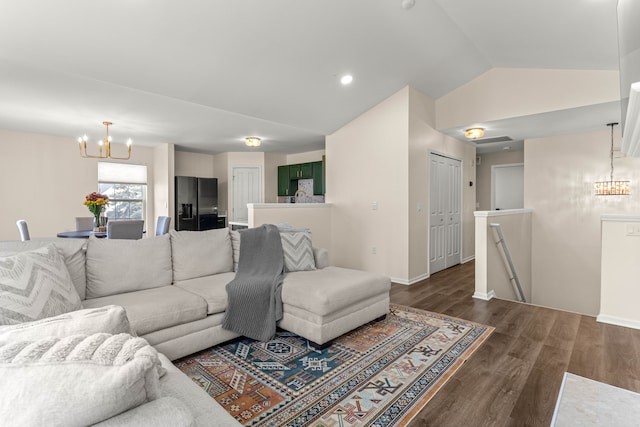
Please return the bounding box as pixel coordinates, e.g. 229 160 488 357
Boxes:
75 216 95 231
155 216 171 236
16 219 30 241
106 220 144 240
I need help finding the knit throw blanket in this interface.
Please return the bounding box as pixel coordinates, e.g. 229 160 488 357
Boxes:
222 224 285 341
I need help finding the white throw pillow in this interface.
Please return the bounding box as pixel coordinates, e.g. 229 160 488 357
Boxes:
170 228 233 281
230 229 241 272
0 305 131 342
0 333 162 427
0 239 87 300
86 234 173 299
0 244 82 325
280 231 316 272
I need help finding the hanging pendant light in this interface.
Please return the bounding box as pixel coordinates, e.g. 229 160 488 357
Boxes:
594 122 631 195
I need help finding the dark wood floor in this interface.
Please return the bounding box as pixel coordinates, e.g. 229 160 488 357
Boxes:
390 261 640 427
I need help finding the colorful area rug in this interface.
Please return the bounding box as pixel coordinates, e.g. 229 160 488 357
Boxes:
175 304 494 426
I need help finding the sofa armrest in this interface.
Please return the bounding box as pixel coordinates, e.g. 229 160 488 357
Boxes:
92 397 194 427
313 247 329 269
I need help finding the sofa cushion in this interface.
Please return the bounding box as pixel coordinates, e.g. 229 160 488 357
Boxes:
0 238 87 299
82 286 207 336
281 266 391 316
0 333 162 427
86 234 172 299
280 230 316 272
92 396 196 427
0 244 82 325
174 272 235 315
0 305 131 342
170 229 233 281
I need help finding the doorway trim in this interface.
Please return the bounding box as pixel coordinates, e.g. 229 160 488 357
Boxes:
491 163 524 211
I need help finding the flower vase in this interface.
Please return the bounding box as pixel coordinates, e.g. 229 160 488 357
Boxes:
94 213 107 232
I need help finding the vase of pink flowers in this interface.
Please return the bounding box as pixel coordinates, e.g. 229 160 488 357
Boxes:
83 192 109 231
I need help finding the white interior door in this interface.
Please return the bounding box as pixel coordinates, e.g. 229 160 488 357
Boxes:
232 167 261 223
492 163 524 210
429 153 462 275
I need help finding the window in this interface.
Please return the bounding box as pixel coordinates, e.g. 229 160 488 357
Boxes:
98 163 147 221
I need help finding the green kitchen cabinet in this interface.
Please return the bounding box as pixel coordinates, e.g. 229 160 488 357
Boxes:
278 165 292 196
289 163 313 179
312 161 325 195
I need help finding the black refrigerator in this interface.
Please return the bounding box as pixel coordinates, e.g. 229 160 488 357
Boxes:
175 176 218 231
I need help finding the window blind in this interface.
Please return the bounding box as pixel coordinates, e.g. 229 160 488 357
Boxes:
98 162 147 184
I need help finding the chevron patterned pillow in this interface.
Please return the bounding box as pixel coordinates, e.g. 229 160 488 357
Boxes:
0 244 81 325
280 231 316 272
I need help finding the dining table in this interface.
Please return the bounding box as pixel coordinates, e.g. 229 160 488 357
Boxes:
56 230 107 239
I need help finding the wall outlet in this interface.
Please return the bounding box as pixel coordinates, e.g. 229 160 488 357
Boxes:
372 247 377 255
372 201 378 211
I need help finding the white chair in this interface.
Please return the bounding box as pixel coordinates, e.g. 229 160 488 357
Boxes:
16 220 30 241
156 216 171 236
107 220 144 240
75 217 95 231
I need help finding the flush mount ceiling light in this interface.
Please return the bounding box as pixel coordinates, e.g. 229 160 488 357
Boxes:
340 75 353 85
78 121 132 160
595 122 631 195
401 0 416 9
465 127 485 140
245 136 261 147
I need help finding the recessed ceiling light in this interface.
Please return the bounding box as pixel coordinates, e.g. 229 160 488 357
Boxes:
340 75 353 85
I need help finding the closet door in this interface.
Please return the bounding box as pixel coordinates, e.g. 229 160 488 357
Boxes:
429 153 462 275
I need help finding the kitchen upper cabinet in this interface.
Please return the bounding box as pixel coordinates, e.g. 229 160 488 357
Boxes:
278 165 292 196
312 161 324 195
289 163 313 179
278 161 325 197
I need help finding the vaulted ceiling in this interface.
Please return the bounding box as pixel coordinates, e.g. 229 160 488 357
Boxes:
0 0 620 154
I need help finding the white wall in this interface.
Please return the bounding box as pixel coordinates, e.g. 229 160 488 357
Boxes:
286 150 325 165
476 150 525 211
153 144 175 234
174 151 215 177
0 129 158 240
265 153 286 203
436 68 620 130
325 86 475 283
249 203 332 256
326 87 410 280
599 215 640 330
408 88 477 279
474 210 532 302
525 128 640 315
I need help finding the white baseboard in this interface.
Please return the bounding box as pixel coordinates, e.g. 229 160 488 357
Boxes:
462 255 475 264
391 272 429 286
472 290 496 301
596 314 640 330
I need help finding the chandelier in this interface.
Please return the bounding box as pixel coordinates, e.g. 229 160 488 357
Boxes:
78 121 132 160
594 122 630 196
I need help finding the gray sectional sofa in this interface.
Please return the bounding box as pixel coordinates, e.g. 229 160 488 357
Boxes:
0 227 391 426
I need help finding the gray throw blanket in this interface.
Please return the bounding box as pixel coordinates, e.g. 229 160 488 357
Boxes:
222 224 285 341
